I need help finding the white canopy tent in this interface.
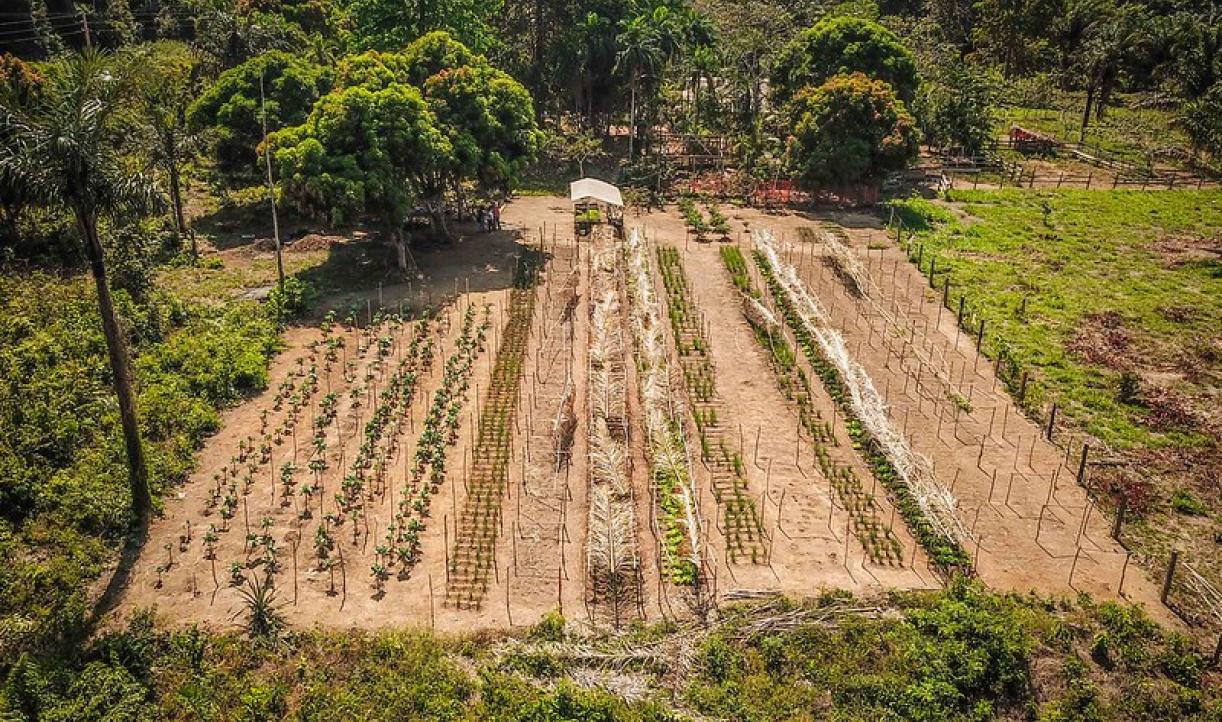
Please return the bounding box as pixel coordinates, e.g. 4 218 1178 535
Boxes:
569 178 624 238
569 177 623 207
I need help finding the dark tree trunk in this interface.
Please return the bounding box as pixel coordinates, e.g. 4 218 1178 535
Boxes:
1096 71 1115 120
429 200 453 243
78 207 151 528
167 156 190 257
1080 82 1096 142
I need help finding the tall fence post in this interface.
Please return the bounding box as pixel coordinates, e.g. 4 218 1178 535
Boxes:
1111 496 1126 540
1077 444 1090 485
1160 550 1180 605
1045 404 1057 440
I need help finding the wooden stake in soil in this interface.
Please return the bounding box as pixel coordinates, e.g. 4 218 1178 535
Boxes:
1160 550 1179 605
429 573 436 628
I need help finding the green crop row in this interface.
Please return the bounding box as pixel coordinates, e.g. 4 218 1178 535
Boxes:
750 250 969 572
657 246 765 564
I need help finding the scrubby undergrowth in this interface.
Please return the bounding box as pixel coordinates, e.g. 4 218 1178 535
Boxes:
2 584 1216 721
0 268 281 659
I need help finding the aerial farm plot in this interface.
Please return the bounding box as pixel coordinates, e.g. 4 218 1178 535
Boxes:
116 195 1168 632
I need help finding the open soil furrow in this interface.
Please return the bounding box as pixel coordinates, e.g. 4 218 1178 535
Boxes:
497 243 593 623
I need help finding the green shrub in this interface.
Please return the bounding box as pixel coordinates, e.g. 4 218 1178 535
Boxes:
1170 488 1207 516
266 276 315 322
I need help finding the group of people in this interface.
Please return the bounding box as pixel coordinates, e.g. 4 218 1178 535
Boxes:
475 203 501 232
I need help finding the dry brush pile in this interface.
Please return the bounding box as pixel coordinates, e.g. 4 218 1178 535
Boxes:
624 230 703 587
753 231 971 572
586 246 640 621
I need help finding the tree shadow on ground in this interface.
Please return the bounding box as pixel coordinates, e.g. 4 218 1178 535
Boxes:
291 220 545 323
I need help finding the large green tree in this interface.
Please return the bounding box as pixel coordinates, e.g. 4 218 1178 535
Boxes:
0 51 161 527
772 17 919 107
331 33 540 234
187 51 332 179
786 72 919 187
971 0 1058 77
914 63 995 153
423 64 543 192
270 83 451 272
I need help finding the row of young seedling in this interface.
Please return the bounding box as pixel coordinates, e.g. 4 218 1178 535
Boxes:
677 197 731 240
282 311 438 597
751 234 970 572
363 302 490 595
624 231 702 586
720 246 902 563
189 308 428 594
587 247 639 617
656 245 766 564
448 260 539 608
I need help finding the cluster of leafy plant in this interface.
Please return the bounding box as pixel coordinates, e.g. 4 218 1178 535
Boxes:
656 246 764 563
4 583 1216 720
449 259 539 607
405 304 489 577
674 199 731 239
752 250 970 572
720 246 904 565
677 197 708 236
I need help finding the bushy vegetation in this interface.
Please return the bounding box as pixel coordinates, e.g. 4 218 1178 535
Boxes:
1 585 1215 720
787 72 920 186
0 270 280 659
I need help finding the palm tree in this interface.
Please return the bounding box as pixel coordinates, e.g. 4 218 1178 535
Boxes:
575 12 613 121
615 15 664 159
135 41 207 259
237 575 286 639
0 50 160 527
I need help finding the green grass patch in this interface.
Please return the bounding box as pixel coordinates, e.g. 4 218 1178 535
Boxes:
891 189 1222 453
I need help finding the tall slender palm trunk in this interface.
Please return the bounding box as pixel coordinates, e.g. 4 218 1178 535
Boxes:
167 157 192 258
629 77 637 160
78 208 152 528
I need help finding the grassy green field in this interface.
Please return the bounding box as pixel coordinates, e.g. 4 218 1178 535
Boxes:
892 189 1222 618
895 190 1221 451
3 585 1216 721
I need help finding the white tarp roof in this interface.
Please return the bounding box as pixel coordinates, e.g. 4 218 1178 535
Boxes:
569 178 623 207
